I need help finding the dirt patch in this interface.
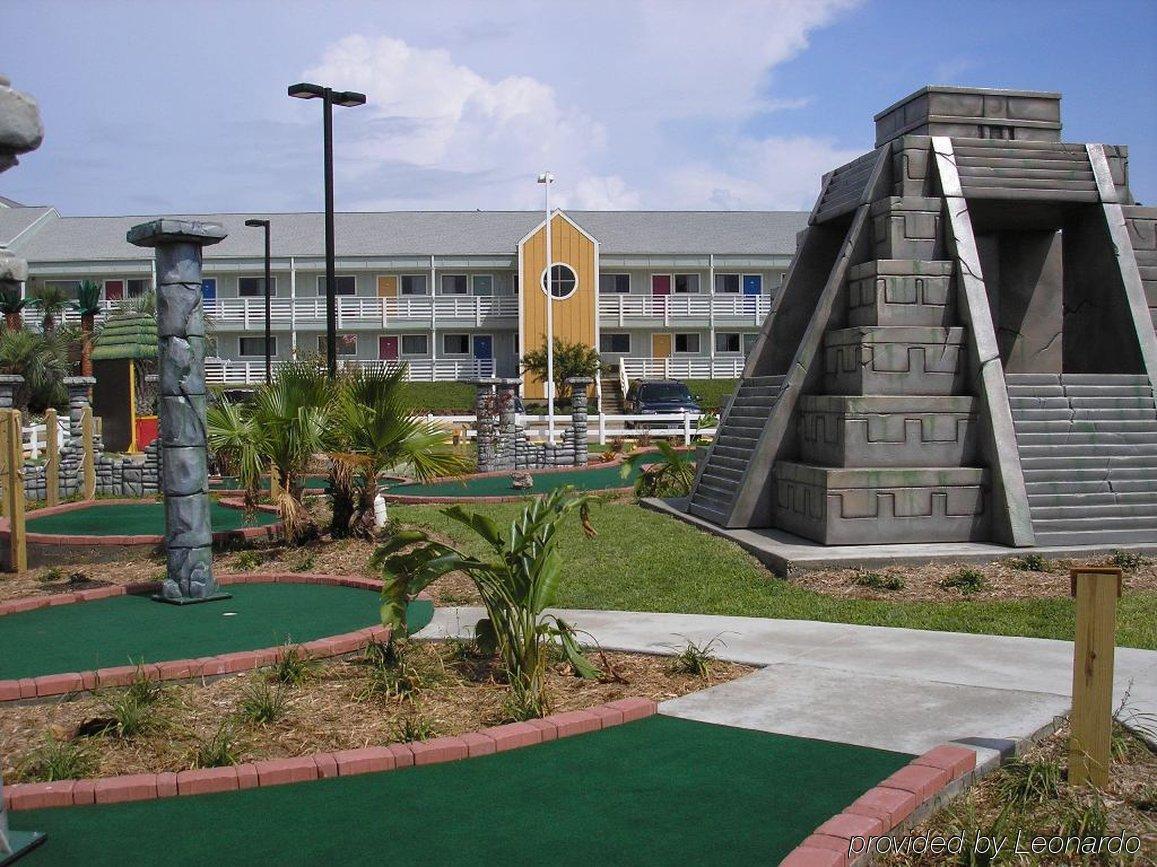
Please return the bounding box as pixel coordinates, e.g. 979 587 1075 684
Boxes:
790 555 1157 603
0 644 751 781
879 720 1156 865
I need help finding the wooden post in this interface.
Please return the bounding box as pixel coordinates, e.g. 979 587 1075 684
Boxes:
4 410 27 572
45 408 60 507
1069 566 1122 788
81 405 96 500
0 410 7 520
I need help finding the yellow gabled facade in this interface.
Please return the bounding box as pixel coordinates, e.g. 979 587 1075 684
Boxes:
517 211 599 399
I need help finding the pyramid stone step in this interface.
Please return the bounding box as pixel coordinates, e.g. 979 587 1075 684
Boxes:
1020 455 1157 470
824 326 967 396
1033 528 1157 545
1009 396 1156 410
1031 503 1157 520
846 259 955 327
1028 490 1157 508
798 394 978 467
1013 413 1157 426
1033 515 1157 533
1025 479 1156 495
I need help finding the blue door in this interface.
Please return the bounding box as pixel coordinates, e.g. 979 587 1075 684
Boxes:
201 278 217 301
473 335 493 360
742 275 762 295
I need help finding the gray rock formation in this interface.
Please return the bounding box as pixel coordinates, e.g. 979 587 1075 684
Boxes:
128 219 227 602
0 73 44 317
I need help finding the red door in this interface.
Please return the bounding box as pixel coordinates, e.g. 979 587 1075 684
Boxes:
105 280 124 301
651 275 671 296
378 336 399 360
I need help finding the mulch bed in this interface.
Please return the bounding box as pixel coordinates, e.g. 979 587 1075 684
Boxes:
0 643 750 783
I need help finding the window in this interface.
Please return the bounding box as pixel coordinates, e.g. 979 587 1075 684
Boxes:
442 333 470 355
441 274 468 295
599 333 630 353
239 276 276 297
600 274 630 294
401 334 428 356
714 274 740 293
471 275 493 296
674 274 700 294
317 334 357 356
44 279 81 297
239 336 276 357
316 275 356 296
674 333 701 354
513 274 519 294
127 278 151 298
743 333 759 356
400 274 427 296
715 332 741 353
541 263 577 299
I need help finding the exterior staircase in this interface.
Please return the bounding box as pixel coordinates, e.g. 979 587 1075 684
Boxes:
688 375 784 524
1008 374 1157 545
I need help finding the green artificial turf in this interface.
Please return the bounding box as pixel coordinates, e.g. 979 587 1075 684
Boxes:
26 501 279 536
16 715 911 866
680 378 739 412
0 584 379 679
395 500 1157 649
386 455 662 498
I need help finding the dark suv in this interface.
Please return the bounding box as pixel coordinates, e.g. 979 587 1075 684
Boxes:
625 380 701 416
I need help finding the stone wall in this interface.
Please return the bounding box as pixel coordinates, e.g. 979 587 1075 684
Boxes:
473 377 590 472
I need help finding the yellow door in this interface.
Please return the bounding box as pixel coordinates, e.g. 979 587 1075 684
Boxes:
652 333 672 359
377 275 398 297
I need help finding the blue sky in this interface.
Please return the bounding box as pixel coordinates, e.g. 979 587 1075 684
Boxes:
3 0 1155 215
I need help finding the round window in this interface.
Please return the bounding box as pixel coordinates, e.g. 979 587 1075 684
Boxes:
540 263 578 299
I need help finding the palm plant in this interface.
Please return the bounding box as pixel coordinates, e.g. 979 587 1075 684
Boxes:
373 488 600 717
621 440 696 498
0 286 28 331
0 327 69 411
328 363 467 538
207 360 331 541
29 283 72 334
72 280 103 376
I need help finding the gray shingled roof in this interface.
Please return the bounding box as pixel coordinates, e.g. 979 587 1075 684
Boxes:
0 206 55 248
16 210 807 262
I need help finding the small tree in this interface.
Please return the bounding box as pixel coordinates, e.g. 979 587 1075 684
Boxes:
72 280 103 377
521 337 600 402
29 283 72 334
0 286 28 331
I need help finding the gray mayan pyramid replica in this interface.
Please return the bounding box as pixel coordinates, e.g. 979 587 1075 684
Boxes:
689 86 1157 548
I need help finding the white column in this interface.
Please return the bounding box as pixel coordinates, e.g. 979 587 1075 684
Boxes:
544 185 555 444
708 254 716 359
429 255 438 372
289 256 298 358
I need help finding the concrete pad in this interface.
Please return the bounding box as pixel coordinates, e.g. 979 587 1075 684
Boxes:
658 664 1072 755
643 497 1157 573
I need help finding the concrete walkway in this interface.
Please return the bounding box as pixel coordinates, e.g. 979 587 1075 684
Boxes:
416 607 1157 758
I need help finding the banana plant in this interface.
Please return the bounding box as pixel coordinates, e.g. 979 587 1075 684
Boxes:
621 439 696 498
373 488 599 717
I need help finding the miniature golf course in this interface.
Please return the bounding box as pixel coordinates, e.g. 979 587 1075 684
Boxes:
15 715 911 865
0 584 427 680
25 500 280 536
385 455 668 499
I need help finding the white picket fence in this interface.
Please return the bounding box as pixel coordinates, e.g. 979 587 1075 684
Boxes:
23 416 70 460
423 411 716 446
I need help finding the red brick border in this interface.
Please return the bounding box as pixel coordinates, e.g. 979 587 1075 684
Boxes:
0 572 389 702
779 744 978 866
2 697 658 811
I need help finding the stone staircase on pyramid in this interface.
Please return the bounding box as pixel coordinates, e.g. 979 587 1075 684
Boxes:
1008 374 1157 545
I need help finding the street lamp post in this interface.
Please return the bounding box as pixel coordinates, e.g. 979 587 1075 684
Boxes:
537 171 555 444
287 82 366 379
244 218 272 384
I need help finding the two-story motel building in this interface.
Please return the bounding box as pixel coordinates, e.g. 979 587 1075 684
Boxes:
0 202 807 398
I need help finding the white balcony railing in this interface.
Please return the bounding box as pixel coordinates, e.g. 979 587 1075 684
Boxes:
598 294 770 325
619 356 745 381
204 357 496 385
203 295 519 329
422 412 716 446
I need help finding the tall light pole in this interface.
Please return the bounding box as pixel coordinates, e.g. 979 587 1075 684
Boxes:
537 171 555 444
244 219 272 384
288 82 366 379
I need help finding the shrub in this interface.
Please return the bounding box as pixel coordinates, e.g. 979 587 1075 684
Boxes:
941 567 987 595
1109 549 1146 572
20 735 96 782
853 570 905 591
391 713 435 743
98 687 160 739
1008 553 1049 572
995 757 1062 805
239 680 290 725
268 644 315 686
623 441 696 498
664 634 726 678
190 723 241 768
233 549 266 571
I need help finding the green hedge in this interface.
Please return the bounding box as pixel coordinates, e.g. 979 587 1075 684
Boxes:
402 381 477 413
681 379 739 412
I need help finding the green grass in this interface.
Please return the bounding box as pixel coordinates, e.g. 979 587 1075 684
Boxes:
16 716 911 866
681 378 739 412
401 381 477 413
393 500 1157 649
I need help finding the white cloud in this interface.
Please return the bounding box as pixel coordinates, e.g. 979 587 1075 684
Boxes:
296 1 866 211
